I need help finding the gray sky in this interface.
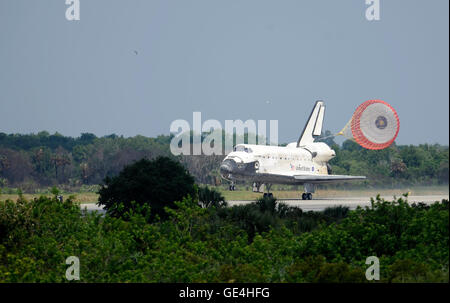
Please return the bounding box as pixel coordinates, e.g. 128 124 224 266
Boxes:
0 0 448 145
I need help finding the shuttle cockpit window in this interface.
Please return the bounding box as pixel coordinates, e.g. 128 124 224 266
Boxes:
234 145 252 153
234 145 245 152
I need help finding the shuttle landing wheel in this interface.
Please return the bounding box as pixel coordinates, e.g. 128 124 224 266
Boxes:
229 185 236 191
302 193 312 200
263 193 273 198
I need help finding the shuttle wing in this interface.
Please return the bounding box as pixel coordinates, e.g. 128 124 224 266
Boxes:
293 174 366 183
255 172 366 185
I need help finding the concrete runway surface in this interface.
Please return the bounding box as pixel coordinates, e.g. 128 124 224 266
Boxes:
80 194 448 213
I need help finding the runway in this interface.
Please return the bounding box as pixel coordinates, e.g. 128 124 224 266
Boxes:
80 194 448 213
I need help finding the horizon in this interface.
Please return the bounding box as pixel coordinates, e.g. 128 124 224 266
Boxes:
0 129 448 147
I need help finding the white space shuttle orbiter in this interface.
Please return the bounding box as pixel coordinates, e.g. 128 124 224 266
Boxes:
220 101 366 200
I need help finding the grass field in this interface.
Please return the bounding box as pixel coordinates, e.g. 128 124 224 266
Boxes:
0 192 99 204
1 185 448 204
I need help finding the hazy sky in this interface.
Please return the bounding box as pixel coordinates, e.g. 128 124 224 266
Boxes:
0 0 448 145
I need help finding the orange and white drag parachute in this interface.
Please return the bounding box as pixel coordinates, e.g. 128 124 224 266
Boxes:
337 100 400 150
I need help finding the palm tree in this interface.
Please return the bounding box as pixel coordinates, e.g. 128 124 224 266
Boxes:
198 186 227 208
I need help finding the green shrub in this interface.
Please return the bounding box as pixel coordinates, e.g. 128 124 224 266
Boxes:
97 157 196 221
198 186 227 208
0 195 447 282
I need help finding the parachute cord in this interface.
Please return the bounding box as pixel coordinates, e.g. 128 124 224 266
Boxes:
315 119 352 142
315 134 337 141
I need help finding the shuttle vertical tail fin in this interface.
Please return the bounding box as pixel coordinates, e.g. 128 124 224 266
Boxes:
297 101 325 147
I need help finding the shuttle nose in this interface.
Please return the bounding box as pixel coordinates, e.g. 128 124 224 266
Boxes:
220 159 236 177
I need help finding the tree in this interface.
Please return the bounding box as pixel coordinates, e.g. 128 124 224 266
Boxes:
78 133 97 145
437 159 449 184
198 186 227 208
391 159 407 178
0 155 9 174
97 157 196 220
51 147 71 181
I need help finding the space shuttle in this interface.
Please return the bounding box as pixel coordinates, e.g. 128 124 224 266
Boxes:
219 101 366 200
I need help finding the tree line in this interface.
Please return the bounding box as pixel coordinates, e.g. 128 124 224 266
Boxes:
0 131 448 191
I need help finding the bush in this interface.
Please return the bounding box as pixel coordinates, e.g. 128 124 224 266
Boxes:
198 186 227 208
0 195 447 282
97 157 195 221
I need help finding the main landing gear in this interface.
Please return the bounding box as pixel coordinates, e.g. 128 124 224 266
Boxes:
229 183 236 191
301 183 314 200
301 192 313 200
